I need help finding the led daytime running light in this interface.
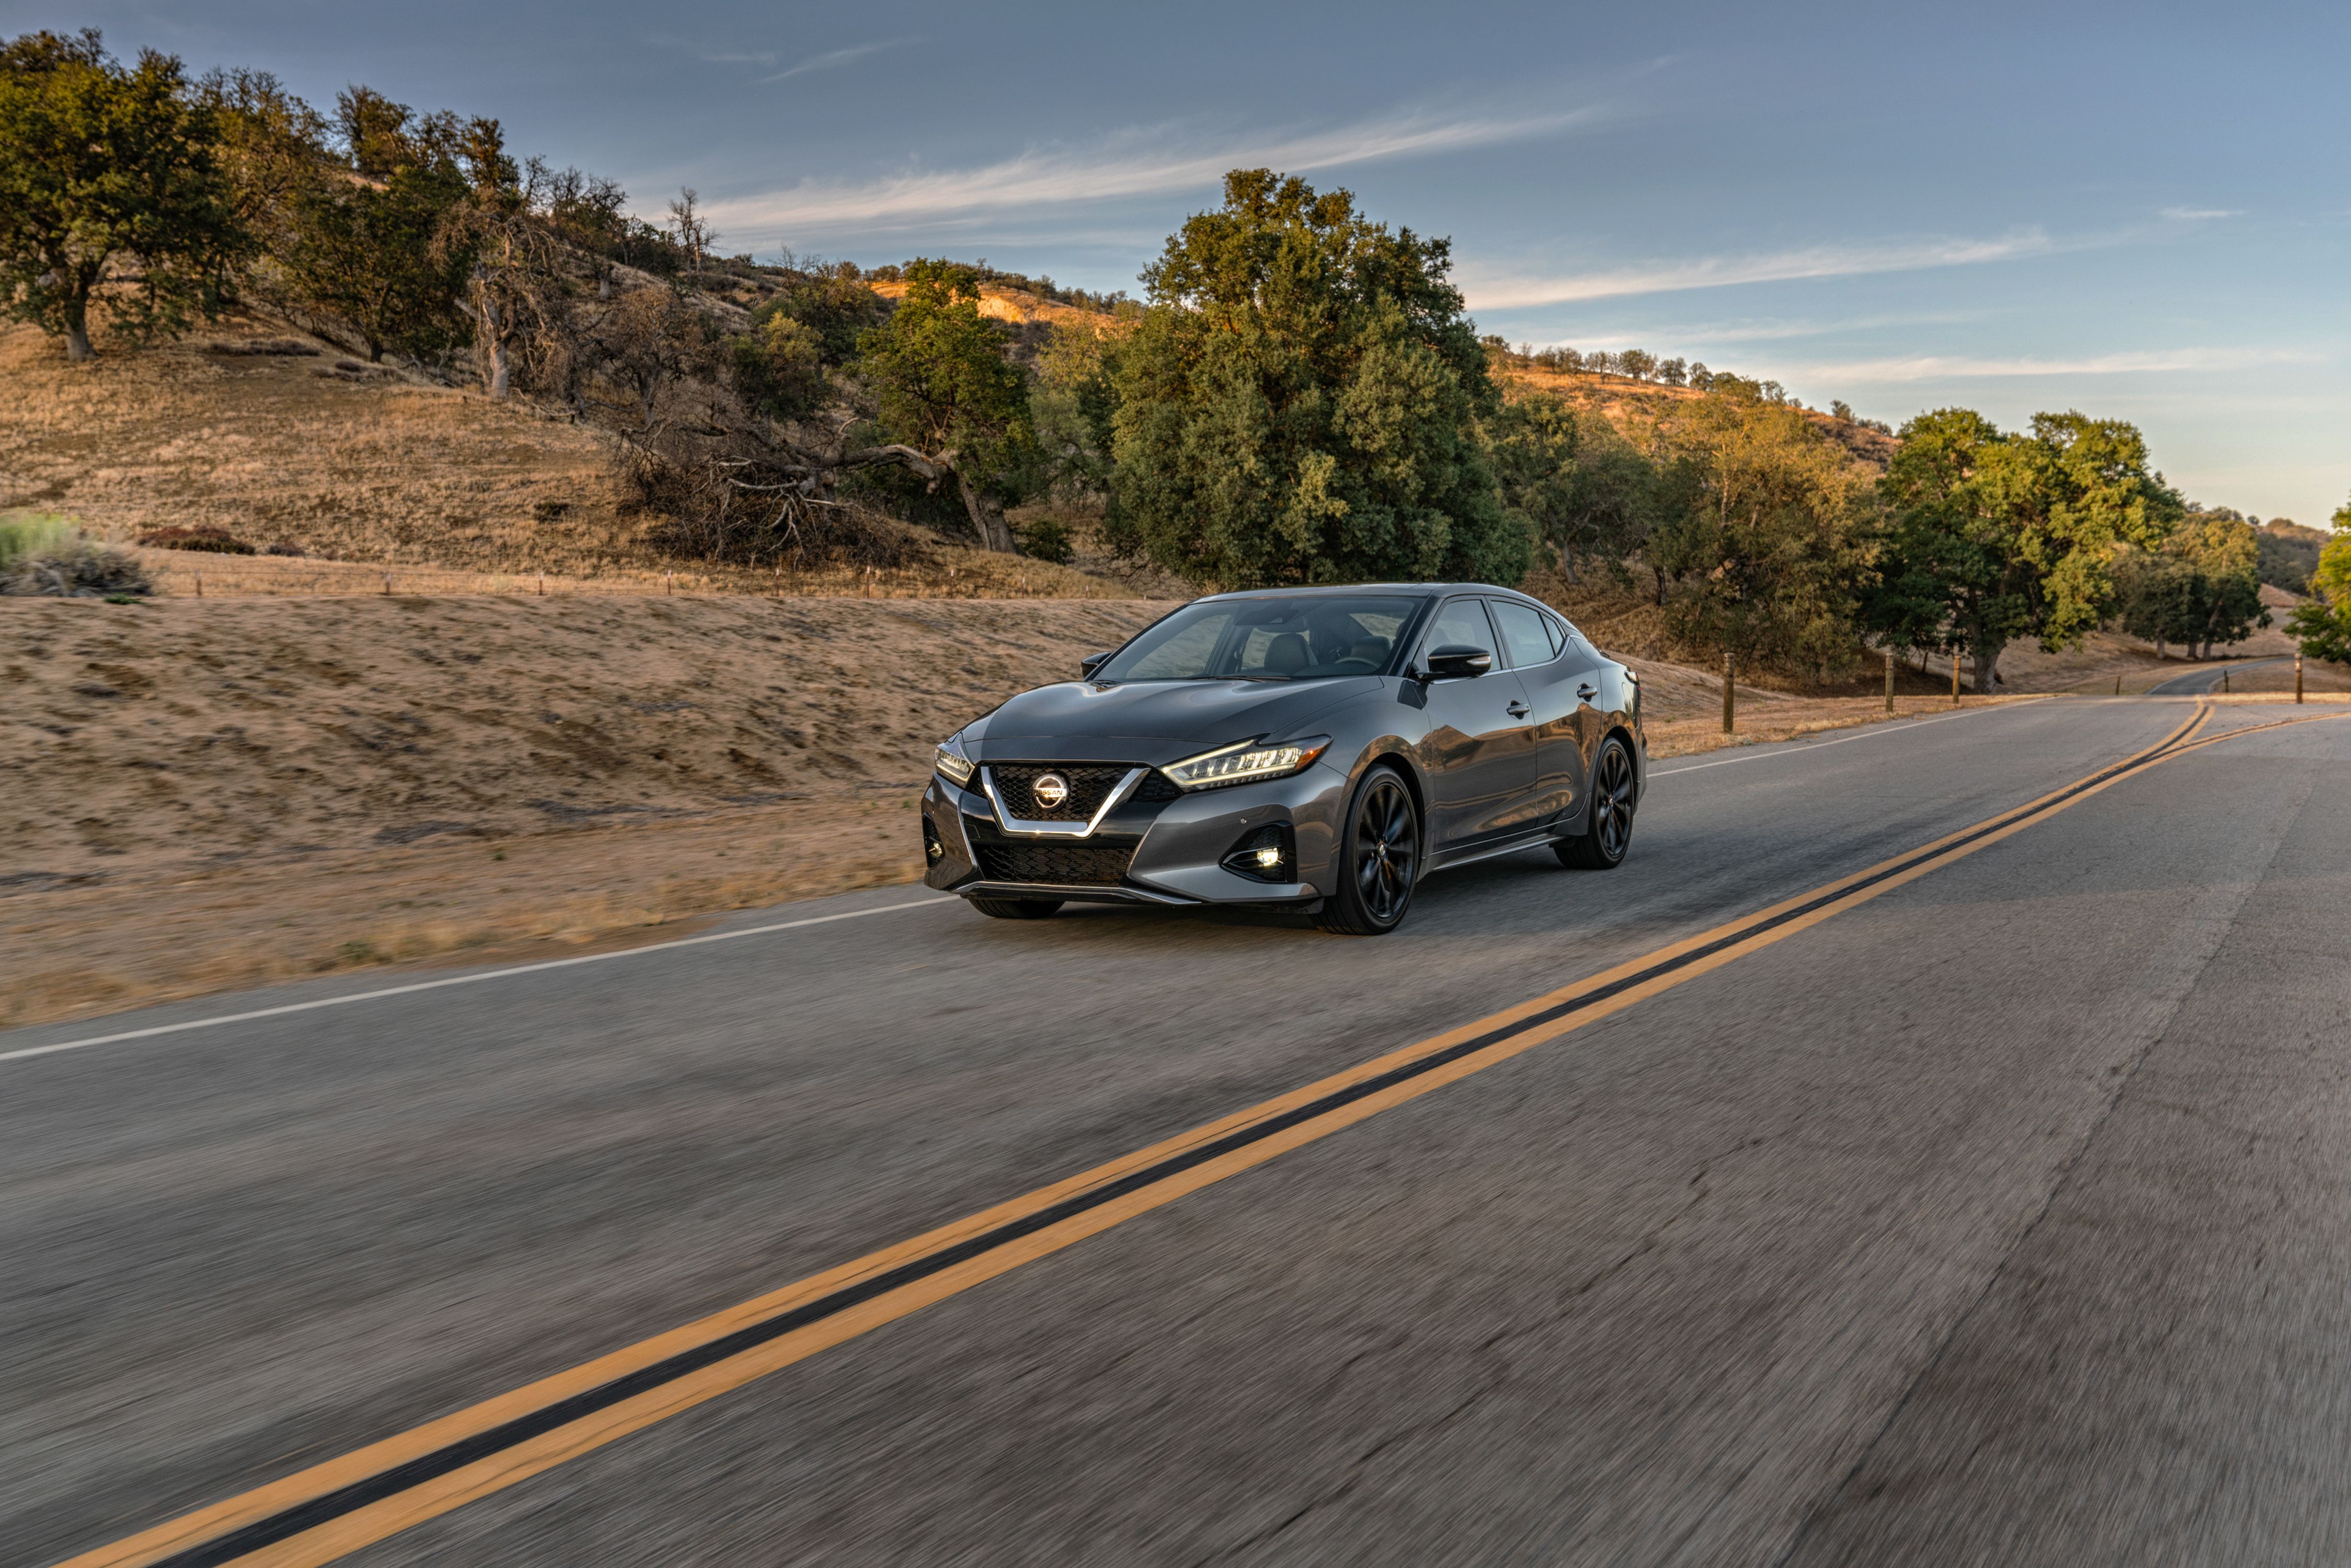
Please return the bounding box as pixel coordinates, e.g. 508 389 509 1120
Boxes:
934 738 976 787
1165 736 1329 791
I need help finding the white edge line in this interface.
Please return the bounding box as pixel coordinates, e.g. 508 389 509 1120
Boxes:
1 897 956 1066
1646 700 2050 777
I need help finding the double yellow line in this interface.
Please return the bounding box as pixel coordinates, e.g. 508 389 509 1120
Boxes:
66 701 2348 1568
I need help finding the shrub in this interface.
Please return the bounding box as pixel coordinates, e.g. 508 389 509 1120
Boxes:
1017 514 1075 563
135 523 257 553
0 511 80 569
0 515 152 596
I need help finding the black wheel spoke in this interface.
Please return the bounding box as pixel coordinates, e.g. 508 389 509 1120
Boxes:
1341 777 1416 927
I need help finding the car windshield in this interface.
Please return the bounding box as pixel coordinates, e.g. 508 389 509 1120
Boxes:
1094 595 1424 683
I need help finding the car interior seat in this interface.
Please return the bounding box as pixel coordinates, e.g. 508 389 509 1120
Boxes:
1263 632 1310 674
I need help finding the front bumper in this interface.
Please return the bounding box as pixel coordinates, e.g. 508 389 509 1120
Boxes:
921 761 1349 906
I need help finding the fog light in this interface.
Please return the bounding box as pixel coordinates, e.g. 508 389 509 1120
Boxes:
922 817 945 863
1221 823 1295 883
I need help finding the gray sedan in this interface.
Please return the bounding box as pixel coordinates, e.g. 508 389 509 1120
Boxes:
921 584 1645 933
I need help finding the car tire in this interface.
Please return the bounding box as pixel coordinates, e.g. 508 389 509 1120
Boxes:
1555 734 1636 870
1316 763 1419 935
968 896 1063 919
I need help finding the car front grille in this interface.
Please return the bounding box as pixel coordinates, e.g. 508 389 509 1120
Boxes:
988 764 1132 821
1135 771 1183 802
973 836 1140 885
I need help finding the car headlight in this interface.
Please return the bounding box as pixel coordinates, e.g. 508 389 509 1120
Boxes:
1163 735 1330 791
934 734 976 788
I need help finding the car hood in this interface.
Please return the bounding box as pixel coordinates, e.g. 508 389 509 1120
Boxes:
966 678 1374 765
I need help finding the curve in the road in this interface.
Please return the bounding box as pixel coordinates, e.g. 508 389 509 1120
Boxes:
2146 656 2287 696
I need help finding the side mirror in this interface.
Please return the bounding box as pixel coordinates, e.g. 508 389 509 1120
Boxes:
1419 644 1493 681
1079 651 1113 678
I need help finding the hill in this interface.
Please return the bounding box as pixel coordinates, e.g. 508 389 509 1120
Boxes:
0 317 1125 598
2257 518 2333 592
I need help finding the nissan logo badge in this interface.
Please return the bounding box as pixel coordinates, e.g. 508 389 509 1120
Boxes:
1032 773 1070 810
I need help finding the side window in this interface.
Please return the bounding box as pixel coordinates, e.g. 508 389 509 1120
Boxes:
1487 601 1556 670
1419 597 1498 663
1542 615 1567 657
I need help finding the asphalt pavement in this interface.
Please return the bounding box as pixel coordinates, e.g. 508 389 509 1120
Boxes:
7 697 2350 1567
2146 655 2288 694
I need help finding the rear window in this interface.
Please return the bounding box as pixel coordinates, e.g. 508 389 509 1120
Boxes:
1487 601 1557 669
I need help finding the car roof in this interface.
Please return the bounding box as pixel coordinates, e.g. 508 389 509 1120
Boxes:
1194 583 1559 609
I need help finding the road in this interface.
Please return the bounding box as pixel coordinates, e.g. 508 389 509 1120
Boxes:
2146 655 2289 694
7 697 2351 1567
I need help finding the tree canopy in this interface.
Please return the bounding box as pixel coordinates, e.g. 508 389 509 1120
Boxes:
2287 499 2351 666
1103 169 1528 589
1865 408 2181 689
0 29 242 359
854 258 1042 552
1657 391 1870 676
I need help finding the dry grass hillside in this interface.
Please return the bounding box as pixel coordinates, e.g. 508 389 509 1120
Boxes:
0 318 1124 597
1493 361 1899 469
866 279 1127 333
4 593 1171 1027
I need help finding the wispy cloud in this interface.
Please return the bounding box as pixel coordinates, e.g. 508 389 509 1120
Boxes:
2160 205 2240 221
762 40 912 82
1507 310 1989 350
1461 233 2054 310
1798 347 2312 383
703 103 1601 237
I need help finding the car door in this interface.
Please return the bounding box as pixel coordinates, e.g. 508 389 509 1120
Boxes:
1408 596 1536 848
1485 596 1592 824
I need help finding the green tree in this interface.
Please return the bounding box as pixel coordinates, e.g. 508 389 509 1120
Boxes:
198 68 327 286
284 165 467 360
854 258 1040 551
730 312 826 423
1029 318 1121 502
2114 549 2200 660
1488 391 1662 583
1868 408 2178 691
2168 512 2267 658
1659 391 1871 679
759 266 887 366
2286 499 2351 665
0 30 242 360
1103 169 1528 589
278 86 469 361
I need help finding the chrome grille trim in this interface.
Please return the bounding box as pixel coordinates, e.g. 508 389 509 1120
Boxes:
981 766 1147 838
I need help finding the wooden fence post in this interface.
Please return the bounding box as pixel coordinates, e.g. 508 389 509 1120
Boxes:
1884 648 1895 714
1722 653 1735 734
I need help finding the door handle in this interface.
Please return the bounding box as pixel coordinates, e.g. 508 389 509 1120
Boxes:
1506 700 1530 718
1576 684 1599 701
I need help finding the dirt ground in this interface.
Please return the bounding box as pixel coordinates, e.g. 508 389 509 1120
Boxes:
3 593 1169 1026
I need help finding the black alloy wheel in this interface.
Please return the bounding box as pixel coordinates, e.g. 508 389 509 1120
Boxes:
1318 764 1419 935
1556 735 1636 870
969 896 1064 919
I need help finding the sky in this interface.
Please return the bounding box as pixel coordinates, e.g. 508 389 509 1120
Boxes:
12 0 2347 524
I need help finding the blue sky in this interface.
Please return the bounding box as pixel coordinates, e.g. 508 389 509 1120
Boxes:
15 0 2347 523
